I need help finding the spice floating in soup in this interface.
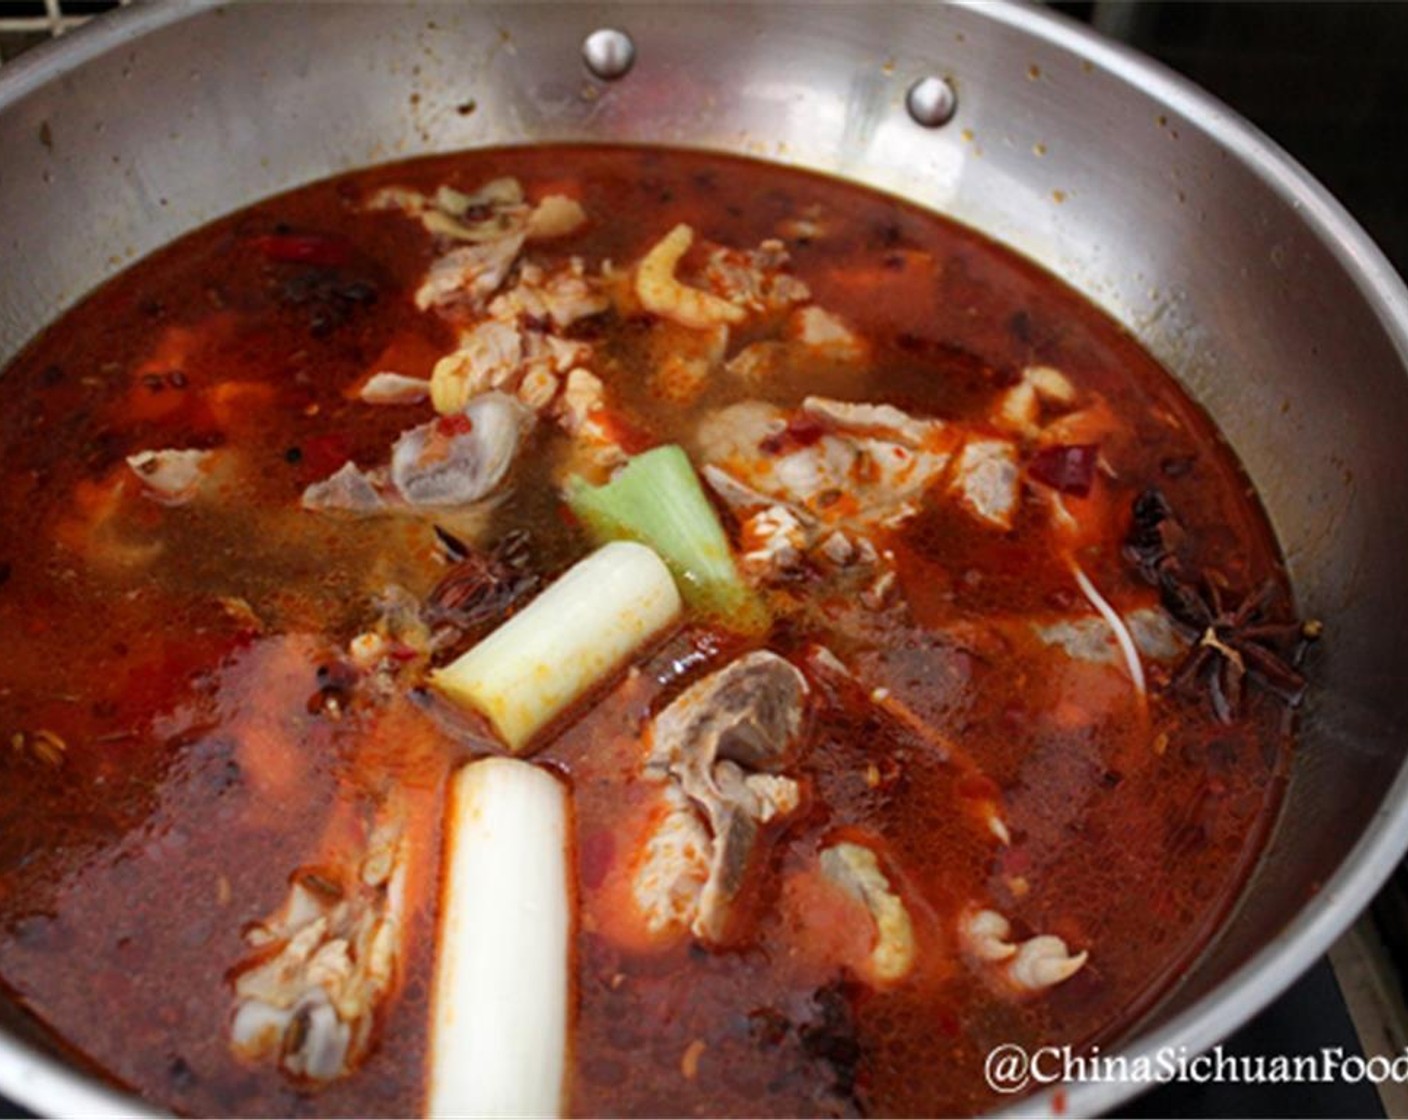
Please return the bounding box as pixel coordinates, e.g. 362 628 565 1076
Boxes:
0 147 1318 1118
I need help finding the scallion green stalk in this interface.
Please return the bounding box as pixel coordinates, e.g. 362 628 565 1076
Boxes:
564 444 765 630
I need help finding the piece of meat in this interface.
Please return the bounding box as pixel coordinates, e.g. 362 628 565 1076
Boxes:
360 373 431 406
631 785 712 935
739 505 808 577
801 396 943 450
703 238 811 315
430 319 524 415
390 391 532 507
490 260 608 331
700 463 795 515
647 650 809 783
648 321 729 404
696 401 789 464
725 340 790 384
950 439 1020 530
789 307 867 363
696 399 950 531
640 650 809 942
959 908 1088 993
539 265 609 328
125 448 216 505
415 235 526 313
819 841 916 983
231 819 407 1082
301 462 387 514
421 178 530 244
1033 606 1185 665
994 364 1078 437
525 195 587 241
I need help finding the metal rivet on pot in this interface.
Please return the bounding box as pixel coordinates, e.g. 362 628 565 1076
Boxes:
905 76 957 127
583 28 636 81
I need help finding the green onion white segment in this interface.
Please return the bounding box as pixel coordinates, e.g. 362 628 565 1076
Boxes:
432 540 682 752
428 757 571 1118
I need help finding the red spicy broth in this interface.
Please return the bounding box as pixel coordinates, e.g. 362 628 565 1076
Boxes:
0 146 1305 1117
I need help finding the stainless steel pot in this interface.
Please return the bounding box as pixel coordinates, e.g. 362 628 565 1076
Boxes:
3 2 1408 1116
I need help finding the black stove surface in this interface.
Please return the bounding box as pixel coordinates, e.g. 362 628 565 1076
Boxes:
1124 959 1383 1119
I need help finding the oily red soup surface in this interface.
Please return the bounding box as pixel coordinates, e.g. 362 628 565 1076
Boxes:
0 147 1291 1117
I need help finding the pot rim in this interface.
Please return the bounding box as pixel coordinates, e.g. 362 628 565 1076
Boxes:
3 1 1408 1117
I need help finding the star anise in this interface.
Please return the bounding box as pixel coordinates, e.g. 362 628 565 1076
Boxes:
1123 488 1321 724
1163 577 1320 724
426 527 541 648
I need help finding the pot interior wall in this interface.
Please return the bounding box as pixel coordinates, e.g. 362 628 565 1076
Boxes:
2 1 1408 1113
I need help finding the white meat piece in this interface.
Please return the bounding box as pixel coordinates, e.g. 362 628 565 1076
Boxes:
741 772 802 823
360 373 431 406
819 841 916 983
649 322 730 404
551 369 625 480
695 401 788 464
647 651 809 792
703 239 810 314
962 909 1017 962
700 463 796 515
951 439 1020 530
724 341 789 384
517 367 560 411
555 368 606 435
390 391 532 507
540 267 609 328
698 400 949 529
415 233 526 313
960 908 1088 992
631 785 712 935
789 306 867 363
818 530 857 567
1010 935 1089 991
230 822 408 1081
526 195 588 241
542 334 593 373
996 380 1040 436
739 505 808 576
301 462 387 514
1024 364 1077 404
125 449 214 505
801 396 943 449
994 364 1079 437
491 260 608 330
1033 606 1186 665
430 319 524 415
444 176 524 212
364 185 427 214
421 178 529 243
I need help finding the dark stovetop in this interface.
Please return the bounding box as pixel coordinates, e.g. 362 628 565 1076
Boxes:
1125 959 1383 1118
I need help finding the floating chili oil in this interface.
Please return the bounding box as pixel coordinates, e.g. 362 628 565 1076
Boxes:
0 146 1307 1118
